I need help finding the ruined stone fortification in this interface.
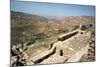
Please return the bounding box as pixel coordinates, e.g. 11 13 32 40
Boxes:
11 29 93 66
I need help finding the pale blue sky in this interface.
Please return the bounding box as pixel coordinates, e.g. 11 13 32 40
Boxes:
11 0 95 17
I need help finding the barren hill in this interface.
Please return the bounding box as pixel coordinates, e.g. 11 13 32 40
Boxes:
11 11 95 45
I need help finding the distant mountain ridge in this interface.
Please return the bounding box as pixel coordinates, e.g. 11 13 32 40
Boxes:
11 11 48 26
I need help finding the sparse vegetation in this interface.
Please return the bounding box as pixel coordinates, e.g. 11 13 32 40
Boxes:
11 11 95 66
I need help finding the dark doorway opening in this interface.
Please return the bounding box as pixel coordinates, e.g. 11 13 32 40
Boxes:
60 50 63 56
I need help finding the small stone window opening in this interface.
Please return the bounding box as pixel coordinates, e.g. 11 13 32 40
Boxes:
89 24 93 27
80 32 83 34
60 50 63 56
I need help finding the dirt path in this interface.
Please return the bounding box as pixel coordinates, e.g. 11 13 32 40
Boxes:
67 45 89 62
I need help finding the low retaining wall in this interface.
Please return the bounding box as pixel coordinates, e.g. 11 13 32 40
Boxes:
58 31 78 41
34 47 56 64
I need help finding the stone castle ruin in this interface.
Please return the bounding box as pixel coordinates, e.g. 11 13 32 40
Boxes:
11 23 95 66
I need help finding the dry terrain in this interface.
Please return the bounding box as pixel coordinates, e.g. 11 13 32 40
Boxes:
11 11 95 66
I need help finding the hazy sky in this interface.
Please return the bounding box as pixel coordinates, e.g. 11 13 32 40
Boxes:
11 0 95 17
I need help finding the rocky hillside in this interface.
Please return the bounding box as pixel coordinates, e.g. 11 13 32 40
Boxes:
11 11 49 44
11 11 95 45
